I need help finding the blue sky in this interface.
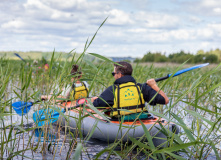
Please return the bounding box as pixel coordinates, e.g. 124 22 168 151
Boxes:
0 0 220 58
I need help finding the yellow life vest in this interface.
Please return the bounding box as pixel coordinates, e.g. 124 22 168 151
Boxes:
70 82 89 100
112 82 145 116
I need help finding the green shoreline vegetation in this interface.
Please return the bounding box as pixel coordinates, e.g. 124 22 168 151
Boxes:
134 49 221 64
1 48 221 64
0 51 97 63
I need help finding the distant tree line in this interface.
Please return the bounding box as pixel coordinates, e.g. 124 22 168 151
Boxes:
134 49 221 64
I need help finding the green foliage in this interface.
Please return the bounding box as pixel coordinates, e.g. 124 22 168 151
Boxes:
206 48 221 61
140 52 168 63
168 51 194 63
193 54 218 63
133 58 141 63
135 49 221 64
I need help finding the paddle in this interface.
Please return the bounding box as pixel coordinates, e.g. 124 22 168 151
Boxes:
12 93 62 116
12 95 83 116
12 100 41 116
154 63 209 82
14 53 26 63
33 99 86 127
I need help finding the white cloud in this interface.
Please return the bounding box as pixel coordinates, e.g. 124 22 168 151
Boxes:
184 0 221 16
107 9 134 25
50 11 71 19
1 20 26 29
199 42 211 48
213 7 221 14
208 23 221 37
44 0 108 11
134 11 180 29
170 29 192 40
24 0 50 12
128 28 147 33
189 16 202 23
196 28 214 38
146 14 180 29
45 0 84 10
209 23 221 31
201 0 221 8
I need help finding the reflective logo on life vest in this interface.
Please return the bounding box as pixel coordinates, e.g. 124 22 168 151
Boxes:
124 89 135 101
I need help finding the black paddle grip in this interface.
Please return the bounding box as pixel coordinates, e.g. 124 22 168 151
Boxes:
155 75 169 82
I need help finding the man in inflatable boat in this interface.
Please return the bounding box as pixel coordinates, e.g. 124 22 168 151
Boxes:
91 61 169 121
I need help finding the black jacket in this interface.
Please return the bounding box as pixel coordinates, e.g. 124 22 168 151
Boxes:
93 75 165 107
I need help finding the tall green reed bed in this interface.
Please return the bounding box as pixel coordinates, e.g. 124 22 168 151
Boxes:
0 50 221 159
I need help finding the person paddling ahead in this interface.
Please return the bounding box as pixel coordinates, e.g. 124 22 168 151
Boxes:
91 61 169 120
41 64 89 101
66 64 89 100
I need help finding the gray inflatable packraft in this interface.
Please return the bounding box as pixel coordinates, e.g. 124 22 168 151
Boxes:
56 109 179 147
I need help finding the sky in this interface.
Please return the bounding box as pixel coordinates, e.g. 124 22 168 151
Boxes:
0 0 221 58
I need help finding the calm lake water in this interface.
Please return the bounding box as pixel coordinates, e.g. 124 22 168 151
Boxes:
1 100 220 160
1 125 146 159
1 81 220 159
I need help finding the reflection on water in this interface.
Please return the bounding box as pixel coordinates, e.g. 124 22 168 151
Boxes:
1 116 219 160
34 128 56 139
1 126 122 159
2 84 220 159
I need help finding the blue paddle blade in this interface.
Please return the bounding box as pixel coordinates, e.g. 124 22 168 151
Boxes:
168 63 209 77
12 101 33 116
33 108 64 127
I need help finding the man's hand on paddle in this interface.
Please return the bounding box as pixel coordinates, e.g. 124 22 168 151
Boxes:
146 79 157 87
146 78 169 104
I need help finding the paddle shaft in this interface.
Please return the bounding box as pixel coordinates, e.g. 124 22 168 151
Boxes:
64 104 81 112
14 53 26 62
154 63 209 82
33 100 41 104
155 75 169 82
